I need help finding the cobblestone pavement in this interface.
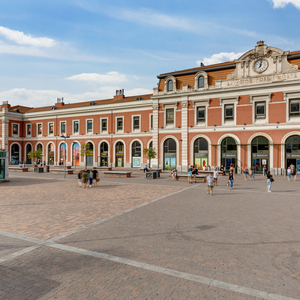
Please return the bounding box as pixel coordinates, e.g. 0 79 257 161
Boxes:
1 171 300 300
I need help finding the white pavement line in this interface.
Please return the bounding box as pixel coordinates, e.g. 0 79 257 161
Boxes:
0 245 42 263
48 185 196 242
0 230 44 244
49 243 299 300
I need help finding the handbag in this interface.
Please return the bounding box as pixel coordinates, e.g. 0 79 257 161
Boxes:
270 177 274 182
227 181 229 187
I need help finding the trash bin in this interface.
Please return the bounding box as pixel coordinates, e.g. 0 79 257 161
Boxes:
45 166 50 172
146 171 157 179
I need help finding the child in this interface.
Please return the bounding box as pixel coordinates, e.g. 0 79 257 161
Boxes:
206 172 214 195
287 167 291 181
188 169 192 183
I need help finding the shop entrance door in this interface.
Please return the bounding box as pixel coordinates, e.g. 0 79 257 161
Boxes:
253 158 268 174
222 158 236 172
164 157 176 170
195 157 208 170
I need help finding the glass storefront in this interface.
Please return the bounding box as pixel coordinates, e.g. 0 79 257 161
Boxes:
115 142 124 167
164 138 176 170
60 143 66 165
37 143 43 164
26 144 32 164
11 144 20 165
285 135 300 174
132 141 141 168
221 137 237 172
99 142 109 167
194 138 208 170
251 136 269 174
72 143 80 166
86 142 93 167
48 143 54 165
0 154 5 179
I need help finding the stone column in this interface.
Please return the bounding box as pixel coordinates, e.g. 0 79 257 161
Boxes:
151 100 159 169
181 98 189 172
1 112 9 152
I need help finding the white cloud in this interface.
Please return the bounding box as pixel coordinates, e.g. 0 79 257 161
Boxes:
0 26 56 47
65 72 127 84
270 0 300 9
198 52 243 66
0 86 153 108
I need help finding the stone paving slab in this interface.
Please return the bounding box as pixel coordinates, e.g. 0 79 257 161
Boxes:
1 246 265 300
0 177 183 240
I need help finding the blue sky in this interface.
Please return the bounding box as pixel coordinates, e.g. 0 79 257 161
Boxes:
1 0 300 107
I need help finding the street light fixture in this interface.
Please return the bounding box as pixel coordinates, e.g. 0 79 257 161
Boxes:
60 134 70 179
179 139 183 172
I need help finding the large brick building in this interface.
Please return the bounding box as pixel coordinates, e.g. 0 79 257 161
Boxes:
1 41 300 174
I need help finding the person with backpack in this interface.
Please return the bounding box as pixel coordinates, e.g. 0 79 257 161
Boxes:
267 171 274 192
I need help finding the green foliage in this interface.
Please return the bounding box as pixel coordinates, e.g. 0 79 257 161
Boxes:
143 148 156 167
80 143 93 167
27 149 42 162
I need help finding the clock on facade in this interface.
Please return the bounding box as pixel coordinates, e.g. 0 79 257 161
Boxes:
254 59 268 73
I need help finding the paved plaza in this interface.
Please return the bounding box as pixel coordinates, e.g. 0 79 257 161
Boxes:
0 170 300 300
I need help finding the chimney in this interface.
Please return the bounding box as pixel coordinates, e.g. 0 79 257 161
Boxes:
1 101 11 109
114 89 125 99
55 97 65 106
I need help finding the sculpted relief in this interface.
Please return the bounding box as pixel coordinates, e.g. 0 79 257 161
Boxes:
222 41 299 88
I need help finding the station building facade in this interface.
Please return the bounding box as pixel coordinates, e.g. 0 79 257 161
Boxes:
1 41 300 174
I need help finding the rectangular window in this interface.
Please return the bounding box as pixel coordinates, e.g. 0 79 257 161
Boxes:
290 99 300 116
49 123 54 135
87 120 93 133
133 116 140 130
197 107 206 123
166 109 174 125
26 124 31 136
150 115 153 130
12 124 19 135
255 102 266 119
74 121 79 134
117 118 123 131
61 122 66 134
38 124 42 136
224 104 234 120
101 119 107 131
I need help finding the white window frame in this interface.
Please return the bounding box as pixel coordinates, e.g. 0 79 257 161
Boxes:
26 123 32 137
12 123 19 137
149 114 154 131
164 76 177 93
284 92 300 123
193 100 209 127
60 121 66 136
116 117 124 133
37 123 43 136
48 122 54 136
86 119 93 135
220 97 238 126
194 71 208 90
132 115 141 132
250 94 270 125
100 117 108 133
164 104 177 128
73 120 80 135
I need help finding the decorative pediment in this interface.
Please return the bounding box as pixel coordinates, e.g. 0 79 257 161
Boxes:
226 41 299 83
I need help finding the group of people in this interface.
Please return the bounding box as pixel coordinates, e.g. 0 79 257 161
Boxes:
242 166 255 180
77 168 99 188
287 163 297 181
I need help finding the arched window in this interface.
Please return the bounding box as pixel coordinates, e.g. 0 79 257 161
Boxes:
100 142 109 167
221 137 237 172
167 80 173 91
60 143 66 165
72 143 80 166
132 141 141 168
115 141 124 167
48 143 54 165
198 76 204 88
285 135 300 174
11 144 20 165
86 142 93 167
251 136 269 174
26 144 32 164
164 138 176 170
194 138 208 170
149 141 153 149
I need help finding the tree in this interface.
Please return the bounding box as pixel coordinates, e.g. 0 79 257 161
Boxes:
80 142 93 168
143 148 156 168
27 149 42 165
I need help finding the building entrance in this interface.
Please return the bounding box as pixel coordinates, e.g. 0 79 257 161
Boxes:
194 138 208 170
285 135 300 174
221 137 237 172
164 138 176 170
251 136 269 174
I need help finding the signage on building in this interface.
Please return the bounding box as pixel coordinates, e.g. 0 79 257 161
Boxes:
252 153 268 158
222 154 236 158
286 154 300 158
165 153 176 157
195 153 208 157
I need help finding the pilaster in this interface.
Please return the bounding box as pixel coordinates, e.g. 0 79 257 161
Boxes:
1 111 9 151
181 98 189 172
151 100 159 168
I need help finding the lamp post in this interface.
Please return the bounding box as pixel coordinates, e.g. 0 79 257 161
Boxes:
60 134 70 179
179 139 183 172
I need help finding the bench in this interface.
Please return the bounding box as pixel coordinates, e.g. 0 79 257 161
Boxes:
197 170 223 176
139 168 162 173
175 173 207 182
52 165 72 169
9 167 29 172
96 167 112 171
50 168 74 175
103 171 132 178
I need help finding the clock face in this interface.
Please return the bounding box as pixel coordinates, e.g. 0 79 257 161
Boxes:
254 59 268 73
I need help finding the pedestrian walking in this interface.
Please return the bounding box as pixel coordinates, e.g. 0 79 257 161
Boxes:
290 163 297 181
267 171 274 192
250 166 255 179
213 168 218 186
206 172 214 196
287 167 291 181
88 170 93 187
228 170 235 190
77 170 82 188
220 165 225 175
92 167 99 186
82 170 87 188
188 168 192 183
243 167 249 181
